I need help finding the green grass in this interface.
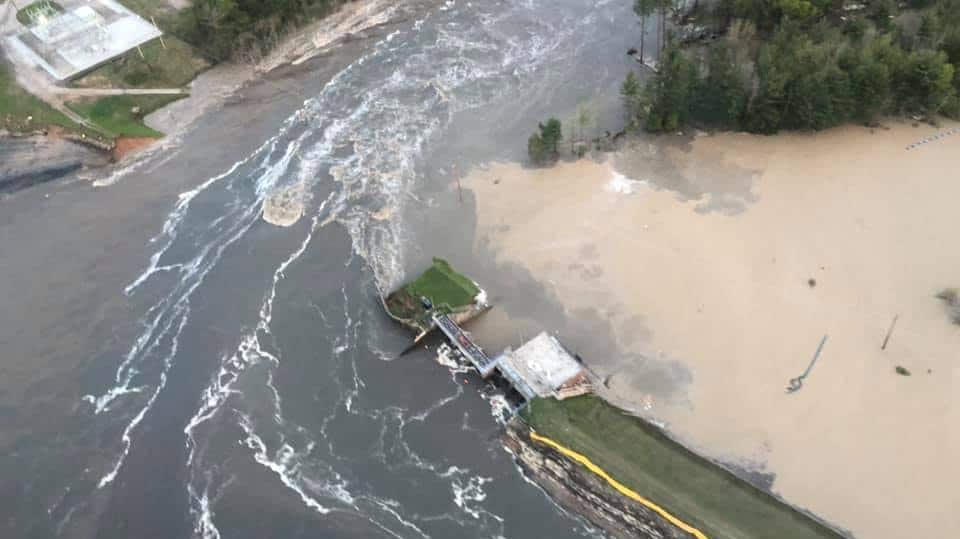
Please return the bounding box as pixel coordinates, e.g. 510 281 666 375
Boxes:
73 37 208 90
386 258 480 324
522 396 844 539
67 95 180 138
406 258 480 309
1 63 80 134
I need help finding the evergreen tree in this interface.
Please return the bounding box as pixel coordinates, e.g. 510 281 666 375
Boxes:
527 118 563 165
692 45 747 128
528 133 549 165
621 71 643 127
628 0 960 131
900 49 956 114
850 57 892 121
634 0 656 63
643 43 698 131
540 118 563 154
745 46 787 133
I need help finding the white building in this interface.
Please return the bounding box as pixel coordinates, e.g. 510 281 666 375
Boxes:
5 0 162 81
493 332 593 402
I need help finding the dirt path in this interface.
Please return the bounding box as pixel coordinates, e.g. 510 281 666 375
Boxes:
48 87 187 96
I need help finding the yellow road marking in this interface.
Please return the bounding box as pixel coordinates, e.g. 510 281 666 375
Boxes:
529 430 709 539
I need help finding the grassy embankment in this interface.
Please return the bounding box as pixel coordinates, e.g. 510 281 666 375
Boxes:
522 396 844 539
385 258 480 330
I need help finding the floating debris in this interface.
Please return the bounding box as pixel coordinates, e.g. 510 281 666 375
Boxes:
262 184 305 227
786 335 828 393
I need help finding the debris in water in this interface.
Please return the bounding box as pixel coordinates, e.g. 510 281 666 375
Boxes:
263 184 305 227
786 334 828 393
935 288 960 325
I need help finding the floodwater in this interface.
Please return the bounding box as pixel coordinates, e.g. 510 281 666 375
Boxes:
0 0 643 538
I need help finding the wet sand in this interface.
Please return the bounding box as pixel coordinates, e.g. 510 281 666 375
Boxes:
465 121 960 539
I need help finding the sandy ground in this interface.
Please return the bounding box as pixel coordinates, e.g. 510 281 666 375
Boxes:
465 121 960 539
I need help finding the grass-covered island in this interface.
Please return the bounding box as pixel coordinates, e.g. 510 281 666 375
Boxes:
384 258 488 336
520 396 845 539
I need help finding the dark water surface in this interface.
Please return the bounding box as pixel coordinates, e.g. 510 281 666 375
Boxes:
0 0 643 537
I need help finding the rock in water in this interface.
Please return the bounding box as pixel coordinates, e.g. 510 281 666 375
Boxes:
262 185 304 227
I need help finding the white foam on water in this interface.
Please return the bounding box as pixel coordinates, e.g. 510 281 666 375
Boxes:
282 0 588 294
75 0 632 536
182 204 335 534
434 343 470 373
605 171 648 195
451 474 494 520
411 386 464 422
87 132 307 419
97 311 189 489
361 496 431 539
480 392 514 426
474 287 488 306
190 479 221 539
237 414 333 514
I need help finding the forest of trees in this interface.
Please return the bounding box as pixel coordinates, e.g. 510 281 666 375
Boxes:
624 0 960 133
174 0 349 61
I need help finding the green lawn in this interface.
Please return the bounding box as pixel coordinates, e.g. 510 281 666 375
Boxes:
405 258 480 309
67 95 181 138
522 396 844 539
73 37 208 90
1 63 80 134
386 258 480 324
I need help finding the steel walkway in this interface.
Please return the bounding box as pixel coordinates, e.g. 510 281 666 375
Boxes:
433 313 498 377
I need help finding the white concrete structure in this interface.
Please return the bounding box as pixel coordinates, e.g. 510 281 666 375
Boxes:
495 332 592 402
5 0 161 81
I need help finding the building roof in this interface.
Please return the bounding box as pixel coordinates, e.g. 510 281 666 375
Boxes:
496 332 586 400
6 0 162 81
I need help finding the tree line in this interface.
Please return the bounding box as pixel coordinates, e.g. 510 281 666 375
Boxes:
623 0 960 133
172 0 349 62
